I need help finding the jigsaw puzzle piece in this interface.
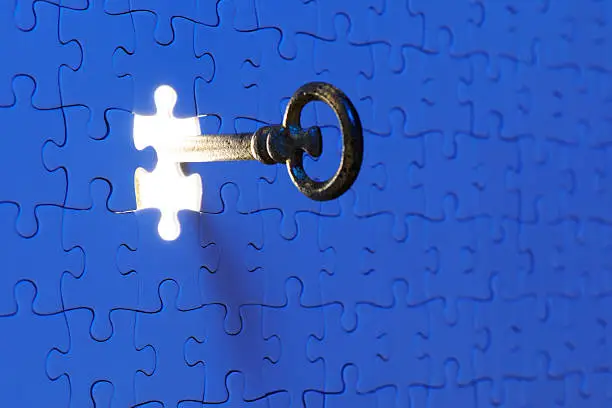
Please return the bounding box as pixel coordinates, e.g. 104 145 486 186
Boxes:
113 12 213 117
253 211 323 307
0 1 81 108
46 308 155 408
506 137 568 224
0 203 83 315
357 111 424 240
117 209 204 312
0 75 67 237
456 121 520 237
261 277 325 408
91 380 114 408
59 179 139 341
134 279 206 407
552 220 612 298
306 303 384 393
469 2 546 66
43 106 156 212
200 183 264 334
544 281 611 382
352 281 430 406
106 0 218 45
458 54 542 140
509 221 584 317
473 274 540 406
418 196 490 323
185 305 279 403
253 0 318 60
203 371 270 407
420 300 486 388
411 29 471 148
0 280 70 407
318 191 391 331
471 218 531 302
409 136 481 224
195 0 274 131
240 33 318 127
313 13 373 99
535 1 612 72
58 0 135 139
367 0 423 72
543 65 612 146
361 212 437 307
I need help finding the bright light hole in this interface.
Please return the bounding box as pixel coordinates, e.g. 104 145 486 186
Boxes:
133 85 203 241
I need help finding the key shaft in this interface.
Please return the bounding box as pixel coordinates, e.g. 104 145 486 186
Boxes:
160 124 324 166
164 133 254 163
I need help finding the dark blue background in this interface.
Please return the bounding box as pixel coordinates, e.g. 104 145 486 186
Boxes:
1 0 612 406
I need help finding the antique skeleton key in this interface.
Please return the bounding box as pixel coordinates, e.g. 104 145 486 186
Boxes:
134 82 363 240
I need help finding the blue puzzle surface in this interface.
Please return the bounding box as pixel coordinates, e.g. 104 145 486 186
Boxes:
1 0 612 406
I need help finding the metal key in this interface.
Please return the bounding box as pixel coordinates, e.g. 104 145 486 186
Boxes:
146 82 363 202
134 82 363 240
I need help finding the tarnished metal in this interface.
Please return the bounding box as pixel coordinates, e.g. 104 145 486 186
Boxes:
283 82 363 201
160 82 363 201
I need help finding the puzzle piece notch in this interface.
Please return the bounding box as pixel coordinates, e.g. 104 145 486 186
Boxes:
1 74 67 237
134 85 203 241
91 380 114 408
0 280 70 407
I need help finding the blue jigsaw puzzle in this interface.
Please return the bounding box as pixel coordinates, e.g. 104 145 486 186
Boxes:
1 0 612 406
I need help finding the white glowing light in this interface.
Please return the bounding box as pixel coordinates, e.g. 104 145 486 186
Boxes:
133 85 202 241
